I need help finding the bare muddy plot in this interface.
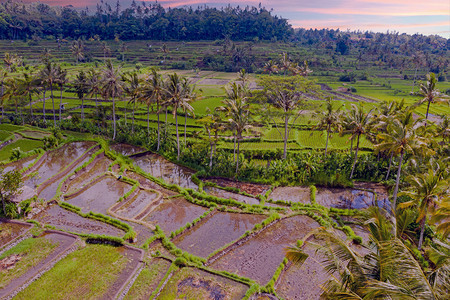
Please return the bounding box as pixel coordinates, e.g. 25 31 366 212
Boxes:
173 212 265 258
34 205 124 237
24 141 95 188
211 215 319 285
316 187 378 209
65 154 113 194
131 153 197 189
276 245 328 300
0 220 32 249
206 178 270 196
125 171 177 196
0 231 78 298
143 198 208 234
157 267 248 300
269 187 310 204
110 143 146 156
114 190 159 220
38 150 96 201
124 258 172 300
203 186 260 205
66 176 132 214
1 155 36 173
20 130 51 139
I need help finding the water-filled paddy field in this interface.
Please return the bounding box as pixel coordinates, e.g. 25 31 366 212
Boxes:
1 141 390 299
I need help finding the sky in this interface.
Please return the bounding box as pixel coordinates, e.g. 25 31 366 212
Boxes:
25 0 450 38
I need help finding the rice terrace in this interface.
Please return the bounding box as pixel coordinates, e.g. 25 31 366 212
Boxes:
0 0 449 299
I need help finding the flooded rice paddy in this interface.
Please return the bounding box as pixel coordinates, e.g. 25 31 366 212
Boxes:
1 141 391 299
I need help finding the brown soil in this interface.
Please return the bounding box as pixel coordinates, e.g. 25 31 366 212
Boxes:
206 178 270 196
203 186 260 205
173 211 265 258
269 187 310 204
66 176 132 214
2 156 36 173
198 78 230 85
0 254 22 271
131 153 197 189
34 205 124 237
211 215 319 285
0 221 32 248
143 198 209 234
124 171 177 196
110 143 146 156
115 190 159 220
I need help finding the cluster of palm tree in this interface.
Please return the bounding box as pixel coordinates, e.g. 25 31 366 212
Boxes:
264 52 312 77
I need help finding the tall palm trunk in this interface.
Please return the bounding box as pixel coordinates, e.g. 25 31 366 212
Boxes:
157 101 161 151
236 134 241 174
29 94 33 116
385 152 394 180
112 95 116 140
350 134 361 179
283 114 288 159
208 129 213 171
350 137 353 156
165 107 168 135
42 89 46 120
184 111 187 146
418 207 427 250
131 100 136 133
81 97 85 122
392 150 405 215
425 100 431 124
50 85 56 127
146 104 150 135
59 85 63 123
175 112 180 160
233 133 236 163
325 127 330 156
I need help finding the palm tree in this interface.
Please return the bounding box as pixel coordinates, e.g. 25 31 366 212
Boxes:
101 41 111 61
161 43 169 62
86 68 101 108
17 72 39 117
40 48 52 64
180 79 196 146
123 71 141 132
73 70 89 122
399 161 448 249
263 60 278 75
417 73 449 122
375 110 429 215
343 103 374 179
313 98 343 156
2 78 23 120
119 42 128 61
197 108 224 170
56 66 68 123
279 52 292 76
0 67 8 119
165 73 193 160
71 39 85 64
101 60 125 140
3 53 16 71
139 69 164 150
411 52 424 93
435 115 450 143
217 82 252 173
40 63 59 126
285 208 447 299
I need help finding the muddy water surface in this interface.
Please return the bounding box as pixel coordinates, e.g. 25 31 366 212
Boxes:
131 153 197 189
316 187 390 210
211 215 319 285
25 141 95 188
115 190 159 219
34 205 124 237
124 172 176 195
2 156 36 173
110 143 145 156
143 198 208 234
0 221 32 248
203 186 260 205
173 212 265 258
206 178 270 196
66 176 132 214
66 155 112 194
269 187 310 204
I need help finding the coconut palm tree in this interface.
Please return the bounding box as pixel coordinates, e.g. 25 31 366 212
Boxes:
343 103 374 179
55 66 67 123
313 98 343 156
180 79 196 146
279 52 292 76
123 71 141 132
217 82 252 173
17 71 39 117
197 108 224 171
375 110 429 215
119 42 128 61
101 60 125 140
139 69 164 150
40 63 59 126
71 39 85 64
286 207 448 299
165 73 193 160
2 78 23 121
73 70 89 122
417 73 449 122
86 68 101 108
263 60 278 75
101 41 111 61
399 161 448 249
0 67 8 119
